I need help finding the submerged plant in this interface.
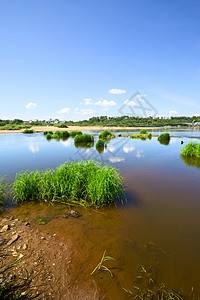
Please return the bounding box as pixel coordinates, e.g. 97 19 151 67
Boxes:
90 250 115 277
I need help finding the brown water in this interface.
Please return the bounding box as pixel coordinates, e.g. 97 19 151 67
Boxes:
2 131 200 298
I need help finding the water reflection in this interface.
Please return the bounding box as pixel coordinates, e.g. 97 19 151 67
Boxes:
158 139 170 146
123 145 135 153
109 157 125 163
74 142 94 148
136 150 144 158
181 155 200 169
28 144 39 153
60 139 71 148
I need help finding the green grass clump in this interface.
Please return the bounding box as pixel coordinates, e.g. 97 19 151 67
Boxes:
13 160 125 207
139 129 147 134
0 177 7 206
46 133 53 140
69 130 83 137
158 132 170 141
181 142 200 158
147 133 152 139
96 139 105 149
74 133 94 143
43 131 53 135
99 130 112 139
22 129 35 134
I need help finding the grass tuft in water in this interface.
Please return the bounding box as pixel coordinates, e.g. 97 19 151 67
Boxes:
0 177 8 207
140 129 147 134
22 129 35 134
13 160 125 207
98 130 115 140
181 142 200 158
158 133 170 142
90 250 115 277
74 133 94 143
69 130 82 137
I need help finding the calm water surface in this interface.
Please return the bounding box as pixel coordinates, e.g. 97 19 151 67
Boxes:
1 129 200 298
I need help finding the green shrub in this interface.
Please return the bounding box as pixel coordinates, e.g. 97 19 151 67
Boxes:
13 160 125 207
69 130 83 137
55 123 68 128
22 129 35 134
74 133 94 143
140 129 147 134
158 133 170 141
96 139 105 148
43 131 53 135
181 142 200 157
99 130 112 139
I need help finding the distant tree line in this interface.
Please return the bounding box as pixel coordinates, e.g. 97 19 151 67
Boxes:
1 116 200 129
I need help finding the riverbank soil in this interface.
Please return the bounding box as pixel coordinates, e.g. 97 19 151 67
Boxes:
0 216 100 299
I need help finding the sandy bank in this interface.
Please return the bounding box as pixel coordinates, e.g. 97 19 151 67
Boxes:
0 125 182 134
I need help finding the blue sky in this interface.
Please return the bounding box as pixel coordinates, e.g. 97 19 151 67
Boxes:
0 0 200 121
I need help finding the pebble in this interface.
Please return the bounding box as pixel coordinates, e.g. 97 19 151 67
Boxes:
7 234 20 246
0 224 10 232
68 210 82 218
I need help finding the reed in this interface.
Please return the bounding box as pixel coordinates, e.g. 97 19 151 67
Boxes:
13 160 125 207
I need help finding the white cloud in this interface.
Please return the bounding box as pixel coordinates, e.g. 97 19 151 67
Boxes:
74 108 79 111
84 98 93 105
94 100 116 107
109 89 126 94
80 109 95 115
109 157 125 163
169 110 178 115
124 99 137 106
25 102 38 109
123 146 135 153
56 108 70 114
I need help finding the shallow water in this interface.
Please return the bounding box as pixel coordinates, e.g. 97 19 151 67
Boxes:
1 129 200 298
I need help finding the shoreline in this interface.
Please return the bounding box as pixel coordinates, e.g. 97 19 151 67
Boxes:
0 125 195 134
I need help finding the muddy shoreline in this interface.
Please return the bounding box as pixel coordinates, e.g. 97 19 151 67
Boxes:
0 214 99 299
